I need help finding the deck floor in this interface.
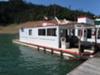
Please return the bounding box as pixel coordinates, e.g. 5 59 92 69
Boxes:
67 52 100 75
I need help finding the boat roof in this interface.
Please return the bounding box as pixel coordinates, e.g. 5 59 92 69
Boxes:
20 19 95 29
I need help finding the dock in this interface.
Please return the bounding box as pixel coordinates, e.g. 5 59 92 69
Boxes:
67 52 100 75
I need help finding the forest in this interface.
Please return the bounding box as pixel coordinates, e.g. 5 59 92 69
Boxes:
0 0 94 26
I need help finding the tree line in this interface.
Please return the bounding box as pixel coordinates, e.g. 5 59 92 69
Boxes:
0 0 94 26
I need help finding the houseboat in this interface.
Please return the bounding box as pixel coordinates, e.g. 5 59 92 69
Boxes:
15 16 100 59
19 16 98 50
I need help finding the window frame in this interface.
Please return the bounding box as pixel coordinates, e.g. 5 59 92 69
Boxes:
87 29 92 38
38 29 46 36
47 28 57 36
29 29 32 35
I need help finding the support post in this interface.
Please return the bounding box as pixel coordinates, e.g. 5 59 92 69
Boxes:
78 26 83 56
94 28 97 53
43 47 46 53
78 36 82 56
51 49 54 54
37 46 40 51
60 50 63 58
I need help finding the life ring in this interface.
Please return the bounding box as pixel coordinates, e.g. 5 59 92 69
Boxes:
61 37 66 42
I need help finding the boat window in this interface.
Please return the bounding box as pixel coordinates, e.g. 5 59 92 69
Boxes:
47 28 56 36
38 29 46 36
84 30 87 37
98 28 100 39
87 29 92 38
29 29 32 35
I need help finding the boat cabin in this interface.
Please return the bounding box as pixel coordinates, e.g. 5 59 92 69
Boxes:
19 23 76 49
19 16 100 50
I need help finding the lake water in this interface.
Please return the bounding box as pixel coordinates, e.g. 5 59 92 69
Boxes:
0 34 83 75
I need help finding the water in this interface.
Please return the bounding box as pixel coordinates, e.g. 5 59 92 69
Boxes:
0 34 83 75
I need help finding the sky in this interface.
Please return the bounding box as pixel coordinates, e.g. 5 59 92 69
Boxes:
25 0 100 16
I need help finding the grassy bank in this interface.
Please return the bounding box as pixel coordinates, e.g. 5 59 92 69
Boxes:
0 20 45 34
0 19 57 34
0 24 21 34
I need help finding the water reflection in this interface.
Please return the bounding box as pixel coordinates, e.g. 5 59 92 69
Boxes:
18 45 82 75
0 34 82 75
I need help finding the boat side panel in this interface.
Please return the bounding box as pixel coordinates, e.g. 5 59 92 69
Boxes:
19 26 59 48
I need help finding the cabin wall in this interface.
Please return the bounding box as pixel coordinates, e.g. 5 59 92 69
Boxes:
19 26 59 48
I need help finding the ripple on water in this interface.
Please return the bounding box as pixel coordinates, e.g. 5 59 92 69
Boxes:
0 34 83 75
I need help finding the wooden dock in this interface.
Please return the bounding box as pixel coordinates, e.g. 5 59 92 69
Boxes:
67 52 100 75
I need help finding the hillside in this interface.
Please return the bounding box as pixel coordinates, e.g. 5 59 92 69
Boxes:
0 0 94 26
0 21 41 34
